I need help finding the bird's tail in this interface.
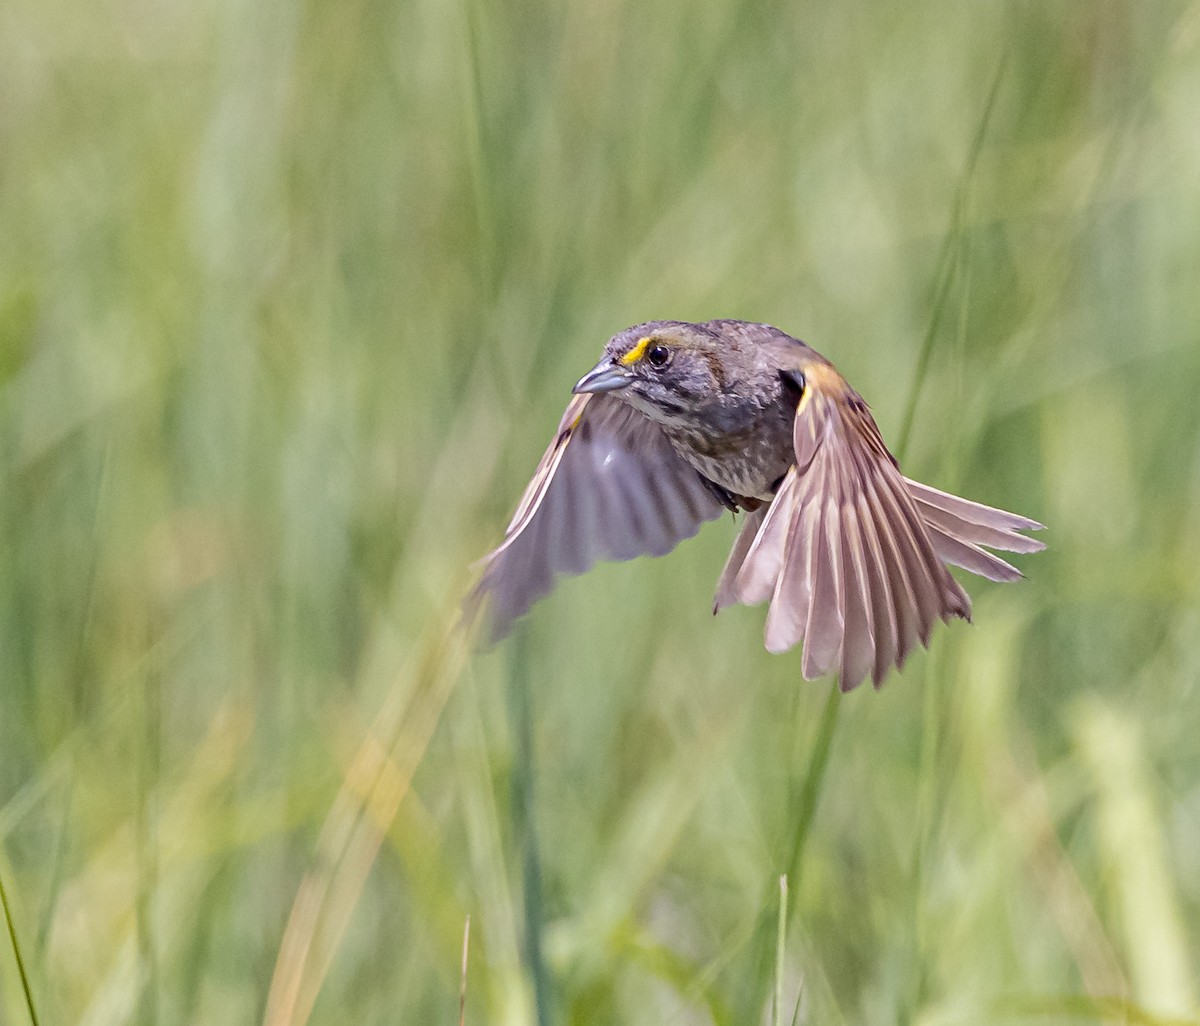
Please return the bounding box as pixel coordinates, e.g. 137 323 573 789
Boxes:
904 478 1045 583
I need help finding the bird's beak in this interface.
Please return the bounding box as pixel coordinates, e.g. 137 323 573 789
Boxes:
573 361 633 395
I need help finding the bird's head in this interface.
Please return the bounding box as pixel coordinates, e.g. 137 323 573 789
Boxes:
573 321 760 428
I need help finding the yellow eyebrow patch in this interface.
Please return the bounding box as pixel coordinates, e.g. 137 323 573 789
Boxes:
620 336 653 366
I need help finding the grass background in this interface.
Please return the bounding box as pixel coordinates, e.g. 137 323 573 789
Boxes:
1 0 1199 1023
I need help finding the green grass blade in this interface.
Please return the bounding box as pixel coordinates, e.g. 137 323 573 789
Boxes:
0 863 40 1026
507 632 553 1026
896 51 1008 459
773 874 787 1026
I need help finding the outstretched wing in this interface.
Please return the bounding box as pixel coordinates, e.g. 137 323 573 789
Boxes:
467 393 725 643
719 362 1043 691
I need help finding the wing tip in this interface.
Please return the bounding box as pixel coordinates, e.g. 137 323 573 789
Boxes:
765 631 796 656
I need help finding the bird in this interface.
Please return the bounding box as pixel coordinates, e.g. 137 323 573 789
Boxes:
466 319 1044 690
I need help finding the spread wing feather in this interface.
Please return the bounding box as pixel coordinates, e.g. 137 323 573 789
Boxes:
906 478 1045 582
468 393 724 642
713 505 768 613
722 365 1039 690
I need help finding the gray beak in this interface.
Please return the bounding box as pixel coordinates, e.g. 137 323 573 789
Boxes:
573 361 633 395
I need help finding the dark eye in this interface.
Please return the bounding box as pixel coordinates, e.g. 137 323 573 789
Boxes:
646 344 671 369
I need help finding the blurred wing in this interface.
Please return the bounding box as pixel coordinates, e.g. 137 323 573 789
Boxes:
467 393 724 643
729 364 974 691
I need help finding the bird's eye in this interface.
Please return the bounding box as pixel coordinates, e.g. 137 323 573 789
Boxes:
646 344 671 369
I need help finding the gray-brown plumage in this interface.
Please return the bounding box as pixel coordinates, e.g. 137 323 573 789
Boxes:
467 320 1044 690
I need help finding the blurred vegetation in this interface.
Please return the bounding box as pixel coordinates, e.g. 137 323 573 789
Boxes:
1 0 1199 1023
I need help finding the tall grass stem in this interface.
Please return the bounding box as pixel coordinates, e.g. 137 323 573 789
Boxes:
0 865 40 1026
773 874 788 1026
508 631 552 1026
